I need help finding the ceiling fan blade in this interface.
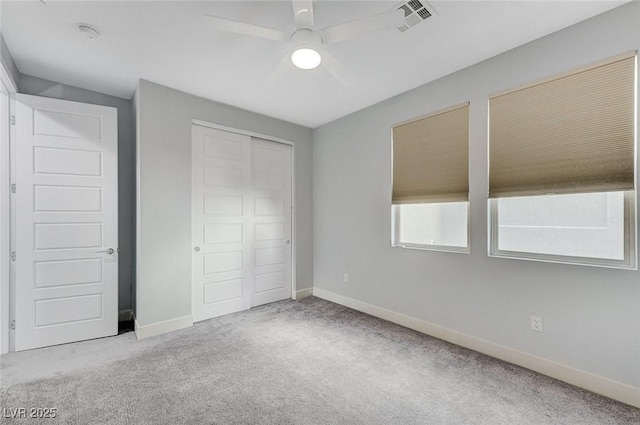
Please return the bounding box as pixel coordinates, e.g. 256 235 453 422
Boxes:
204 14 290 42
267 51 294 86
292 0 314 29
319 8 405 45
318 47 350 86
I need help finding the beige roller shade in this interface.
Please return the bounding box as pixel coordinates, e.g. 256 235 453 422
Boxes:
489 53 636 198
392 103 469 204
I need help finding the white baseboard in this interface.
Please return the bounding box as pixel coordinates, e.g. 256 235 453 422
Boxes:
118 309 133 322
312 287 640 409
134 315 193 340
294 287 313 300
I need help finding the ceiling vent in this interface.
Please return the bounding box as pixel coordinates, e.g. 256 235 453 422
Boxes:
394 0 433 32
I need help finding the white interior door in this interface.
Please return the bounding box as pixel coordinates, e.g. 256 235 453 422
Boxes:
14 94 118 351
251 138 292 307
192 126 252 321
192 125 292 322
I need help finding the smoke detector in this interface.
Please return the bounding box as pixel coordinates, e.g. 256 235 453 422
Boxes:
78 23 100 39
394 0 434 32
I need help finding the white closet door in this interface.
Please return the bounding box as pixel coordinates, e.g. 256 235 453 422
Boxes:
192 125 292 322
14 94 118 351
192 126 252 322
251 138 292 307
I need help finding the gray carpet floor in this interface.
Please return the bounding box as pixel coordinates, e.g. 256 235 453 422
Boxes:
1 297 639 424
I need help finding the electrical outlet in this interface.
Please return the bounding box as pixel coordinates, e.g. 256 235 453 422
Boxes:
530 315 543 333
343 273 349 283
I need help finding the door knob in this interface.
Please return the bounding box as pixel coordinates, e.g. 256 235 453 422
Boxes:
96 248 115 255
194 246 200 252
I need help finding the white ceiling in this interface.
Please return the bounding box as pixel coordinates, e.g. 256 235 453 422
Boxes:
0 0 629 128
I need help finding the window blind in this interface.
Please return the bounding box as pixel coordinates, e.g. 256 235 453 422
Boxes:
489 53 636 198
392 103 469 204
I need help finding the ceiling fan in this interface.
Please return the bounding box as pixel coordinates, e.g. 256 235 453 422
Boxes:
204 0 405 85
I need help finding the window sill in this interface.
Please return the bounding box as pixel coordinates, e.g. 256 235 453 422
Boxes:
393 243 470 255
488 250 636 270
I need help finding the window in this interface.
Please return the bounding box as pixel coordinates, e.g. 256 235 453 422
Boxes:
490 192 634 267
488 52 637 268
395 202 468 249
392 103 470 252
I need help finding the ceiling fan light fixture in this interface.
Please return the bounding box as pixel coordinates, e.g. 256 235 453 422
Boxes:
291 47 321 70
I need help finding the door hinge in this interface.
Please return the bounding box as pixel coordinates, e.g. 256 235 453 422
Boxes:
10 252 15 261
10 184 16 194
10 115 15 126
10 320 15 330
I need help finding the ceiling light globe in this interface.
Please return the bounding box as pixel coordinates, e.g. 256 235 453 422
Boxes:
291 48 321 70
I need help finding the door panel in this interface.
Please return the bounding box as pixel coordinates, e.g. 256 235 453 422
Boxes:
34 147 102 175
250 138 292 307
14 94 118 351
192 126 251 321
192 126 292 322
35 258 102 287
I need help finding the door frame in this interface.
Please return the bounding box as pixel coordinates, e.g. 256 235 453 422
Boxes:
0 61 17 354
190 119 297 309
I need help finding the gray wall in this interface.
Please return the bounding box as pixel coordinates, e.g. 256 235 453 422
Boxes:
0 34 18 88
19 75 136 314
136 79 313 327
313 1 640 389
